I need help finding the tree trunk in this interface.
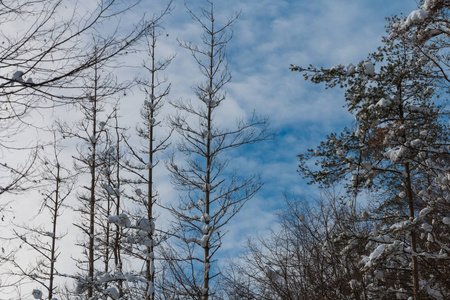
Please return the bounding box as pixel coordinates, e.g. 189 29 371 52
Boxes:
405 162 420 299
88 67 99 299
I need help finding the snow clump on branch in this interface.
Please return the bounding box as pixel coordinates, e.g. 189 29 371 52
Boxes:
108 213 131 227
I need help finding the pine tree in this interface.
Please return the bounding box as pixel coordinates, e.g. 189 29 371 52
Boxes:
292 40 450 299
388 1 450 87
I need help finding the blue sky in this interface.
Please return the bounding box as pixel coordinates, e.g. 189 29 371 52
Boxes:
67 0 421 256
135 0 419 256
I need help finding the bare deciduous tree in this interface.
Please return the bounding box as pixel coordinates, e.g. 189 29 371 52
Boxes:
163 2 272 299
224 193 370 300
0 0 163 199
10 133 75 300
120 23 174 299
59 58 124 298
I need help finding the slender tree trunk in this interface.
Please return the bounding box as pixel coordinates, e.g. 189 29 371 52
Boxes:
88 67 99 299
405 162 420 300
146 109 154 299
104 192 111 291
203 11 215 298
113 113 124 297
168 1 269 297
398 81 420 299
48 164 60 300
145 28 157 300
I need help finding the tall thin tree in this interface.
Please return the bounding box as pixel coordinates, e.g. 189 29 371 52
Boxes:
60 57 124 298
164 2 272 299
122 24 174 299
10 133 75 300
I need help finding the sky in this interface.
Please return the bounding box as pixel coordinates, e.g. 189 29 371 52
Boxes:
2 0 422 296
137 0 419 255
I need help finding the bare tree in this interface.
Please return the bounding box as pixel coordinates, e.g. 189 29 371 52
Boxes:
163 2 272 299
0 0 163 98
120 23 174 299
0 0 167 199
0 7 171 293
96 107 129 299
9 133 75 300
58 56 124 298
223 193 371 300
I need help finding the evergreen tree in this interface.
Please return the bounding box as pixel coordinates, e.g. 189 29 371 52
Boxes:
388 0 450 87
291 39 450 299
